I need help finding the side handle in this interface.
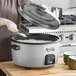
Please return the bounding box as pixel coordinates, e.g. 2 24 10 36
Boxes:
11 45 20 50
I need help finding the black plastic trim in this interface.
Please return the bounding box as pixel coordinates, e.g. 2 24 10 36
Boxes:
11 33 59 45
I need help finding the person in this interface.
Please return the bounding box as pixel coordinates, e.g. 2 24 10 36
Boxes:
0 0 30 61
0 0 30 75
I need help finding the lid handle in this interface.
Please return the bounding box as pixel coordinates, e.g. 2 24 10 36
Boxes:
36 6 46 16
41 4 50 10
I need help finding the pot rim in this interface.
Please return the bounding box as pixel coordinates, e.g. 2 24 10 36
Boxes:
11 39 60 45
11 33 60 45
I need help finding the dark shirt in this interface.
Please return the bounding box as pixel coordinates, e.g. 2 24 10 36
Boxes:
0 0 23 61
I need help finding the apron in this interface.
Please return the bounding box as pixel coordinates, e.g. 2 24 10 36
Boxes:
0 0 23 61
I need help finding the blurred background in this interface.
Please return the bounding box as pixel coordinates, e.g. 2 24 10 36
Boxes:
30 0 76 10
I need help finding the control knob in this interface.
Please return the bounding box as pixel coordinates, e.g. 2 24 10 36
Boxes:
69 34 75 40
59 35 65 41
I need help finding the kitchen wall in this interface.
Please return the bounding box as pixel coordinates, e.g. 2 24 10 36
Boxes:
31 0 76 9
31 0 70 9
70 0 76 8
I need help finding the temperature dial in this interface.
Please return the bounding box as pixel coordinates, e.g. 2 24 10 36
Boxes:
59 35 65 41
69 34 75 40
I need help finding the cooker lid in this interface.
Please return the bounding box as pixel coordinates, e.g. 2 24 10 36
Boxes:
18 2 60 29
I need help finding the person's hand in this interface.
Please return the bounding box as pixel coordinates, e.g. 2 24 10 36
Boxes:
0 18 19 33
7 20 19 33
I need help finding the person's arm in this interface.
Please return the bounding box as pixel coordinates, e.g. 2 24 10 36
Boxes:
0 18 18 33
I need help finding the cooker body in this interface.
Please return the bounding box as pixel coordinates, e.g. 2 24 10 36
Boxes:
11 40 60 68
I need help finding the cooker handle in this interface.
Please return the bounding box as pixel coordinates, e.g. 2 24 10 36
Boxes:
11 45 20 50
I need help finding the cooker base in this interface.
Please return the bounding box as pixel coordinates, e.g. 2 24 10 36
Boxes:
25 67 31 70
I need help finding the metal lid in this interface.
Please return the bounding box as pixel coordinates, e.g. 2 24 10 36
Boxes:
18 2 60 29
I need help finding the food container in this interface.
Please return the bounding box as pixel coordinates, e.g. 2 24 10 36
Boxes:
51 7 62 18
67 56 76 70
11 33 60 68
68 56 76 63
67 61 76 70
11 2 60 68
63 52 76 64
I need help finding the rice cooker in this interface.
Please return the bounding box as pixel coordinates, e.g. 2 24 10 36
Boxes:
11 2 60 68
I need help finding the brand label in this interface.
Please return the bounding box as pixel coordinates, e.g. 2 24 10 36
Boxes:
46 47 54 52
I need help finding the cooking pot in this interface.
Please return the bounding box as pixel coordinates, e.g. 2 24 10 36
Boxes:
51 7 62 18
11 33 60 68
11 2 60 68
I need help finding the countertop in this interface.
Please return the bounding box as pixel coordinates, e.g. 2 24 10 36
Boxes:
0 58 76 76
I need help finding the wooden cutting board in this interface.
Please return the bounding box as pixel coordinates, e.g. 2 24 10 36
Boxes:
0 58 76 76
